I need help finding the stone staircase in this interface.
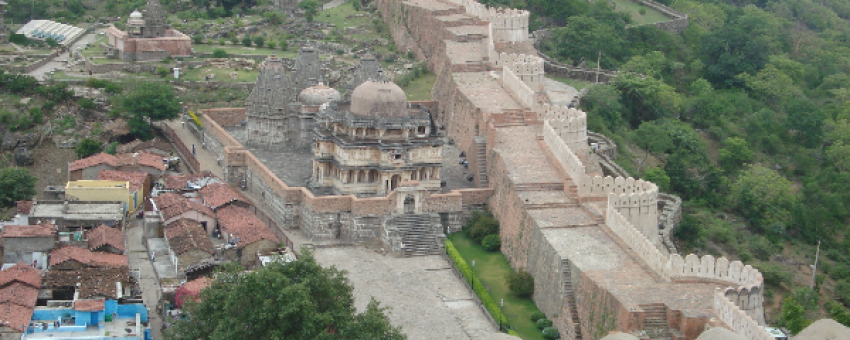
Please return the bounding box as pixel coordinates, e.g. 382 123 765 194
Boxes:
389 213 444 257
499 109 527 127
639 303 672 340
562 259 583 340
466 61 487 72
474 136 488 187
513 182 565 191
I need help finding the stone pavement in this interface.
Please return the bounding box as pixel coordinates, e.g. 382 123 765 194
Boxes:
313 248 498 340
27 31 101 81
163 119 224 178
126 221 165 340
323 0 347 10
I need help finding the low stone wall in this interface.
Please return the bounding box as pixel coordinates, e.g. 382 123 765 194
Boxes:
199 108 246 127
627 0 690 33
714 290 773 340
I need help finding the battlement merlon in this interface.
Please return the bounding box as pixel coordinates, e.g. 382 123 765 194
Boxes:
462 0 530 43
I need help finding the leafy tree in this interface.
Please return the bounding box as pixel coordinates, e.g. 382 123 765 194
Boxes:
467 210 499 243
614 74 683 126
120 82 181 140
242 35 252 47
673 214 702 247
719 137 753 172
75 138 103 159
253 35 265 47
730 165 797 233
643 167 670 191
192 34 204 44
165 251 405 340
780 297 812 334
481 234 501 251
826 142 850 173
104 141 119 155
581 84 624 131
0 168 36 208
67 0 85 16
299 0 321 23
78 98 96 110
551 15 626 68
230 35 239 45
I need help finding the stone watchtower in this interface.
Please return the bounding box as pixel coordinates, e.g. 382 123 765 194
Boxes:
311 79 443 197
244 55 289 148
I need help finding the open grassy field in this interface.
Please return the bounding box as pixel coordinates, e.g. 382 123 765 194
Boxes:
181 66 260 82
400 73 437 101
549 76 594 91
191 43 297 57
612 0 671 25
448 232 546 340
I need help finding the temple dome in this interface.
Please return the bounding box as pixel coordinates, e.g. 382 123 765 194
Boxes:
130 10 143 18
350 80 409 118
299 83 340 105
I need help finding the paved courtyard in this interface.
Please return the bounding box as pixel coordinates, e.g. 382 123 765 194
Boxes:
313 248 497 340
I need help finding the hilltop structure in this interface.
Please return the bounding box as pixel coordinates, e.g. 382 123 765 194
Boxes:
192 0 769 338
105 0 191 61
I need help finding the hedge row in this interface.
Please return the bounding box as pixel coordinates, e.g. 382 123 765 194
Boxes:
445 239 511 331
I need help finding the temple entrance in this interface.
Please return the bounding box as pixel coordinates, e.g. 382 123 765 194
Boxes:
404 195 415 214
390 174 401 192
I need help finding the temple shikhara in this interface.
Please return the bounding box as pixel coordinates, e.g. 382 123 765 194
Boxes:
106 0 191 61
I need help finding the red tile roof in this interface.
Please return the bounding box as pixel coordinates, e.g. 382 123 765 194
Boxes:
15 201 33 215
165 219 214 256
216 206 279 248
0 263 41 288
116 152 167 171
1 224 56 238
181 277 213 296
0 302 34 331
199 183 249 209
74 299 105 311
152 194 215 222
69 153 118 171
150 193 185 210
0 282 38 307
87 225 126 253
42 267 131 300
98 170 148 192
50 246 128 268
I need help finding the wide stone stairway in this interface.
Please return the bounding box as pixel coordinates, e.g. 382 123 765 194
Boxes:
390 213 445 257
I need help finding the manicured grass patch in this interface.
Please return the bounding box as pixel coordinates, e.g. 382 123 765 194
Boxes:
400 72 436 101
180 66 260 82
448 232 545 340
549 76 594 91
611 0 671 25
191 44 296 58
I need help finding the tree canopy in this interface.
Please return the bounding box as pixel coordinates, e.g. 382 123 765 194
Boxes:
119 82 181 140
0 168 36 208
166 251 406 340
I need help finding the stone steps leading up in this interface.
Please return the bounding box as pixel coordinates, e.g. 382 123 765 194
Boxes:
562 259 583 340
639 304 673 340
513 182 565 191
474 136 488 187
391 213 444 257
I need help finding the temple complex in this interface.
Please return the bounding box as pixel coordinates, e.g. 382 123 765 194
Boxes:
105 0 191 61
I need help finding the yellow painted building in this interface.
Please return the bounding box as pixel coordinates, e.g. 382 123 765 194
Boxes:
65 180 140 214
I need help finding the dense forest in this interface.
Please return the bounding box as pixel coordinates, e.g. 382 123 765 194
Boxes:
481 0 850 331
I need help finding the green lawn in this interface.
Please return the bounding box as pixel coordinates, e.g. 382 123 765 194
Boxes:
192 44 297 58
448 232 545 340
180 66 260 82
400 73 436 101
549 76 594 91
612 0 671 25
315 1 385 42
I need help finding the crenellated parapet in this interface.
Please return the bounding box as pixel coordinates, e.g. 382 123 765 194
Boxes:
494 52 545 91
462 0 530 43
542 104 587 154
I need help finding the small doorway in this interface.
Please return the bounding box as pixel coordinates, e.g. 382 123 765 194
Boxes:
404 195 415 214
390 174 401 192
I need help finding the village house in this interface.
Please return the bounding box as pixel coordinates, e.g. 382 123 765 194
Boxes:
98 170 151 213
29 201 125 231
49 246 128 270
87 225 126 255
164 219 216 279
215 206 278 268
150 193 216 235
0 263 41 338
198 182 250 211
69 152 166 181
1 224 56 270
65 180 137 215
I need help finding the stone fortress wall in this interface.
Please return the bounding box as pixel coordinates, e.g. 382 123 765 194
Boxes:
375 0 769 338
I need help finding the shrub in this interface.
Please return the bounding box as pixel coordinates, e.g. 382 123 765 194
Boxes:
542 327 560 340
78 98 95 110
188 110 203 127
242 35 252 47
506 269 534 298
230 35 239 45
156 67 170 78
639 8 647 15
482 234 501 251
218 37 226 45
212 49 229 58
75 138 103 159
536 318 552 330
9 34 28 45
192 34 204 44
353 0 361 10
253 36 265 47
29 107 43 124
467 211 499 243
407 50 414 59
531 311 546 322
267 41 276 49
104 141 119 155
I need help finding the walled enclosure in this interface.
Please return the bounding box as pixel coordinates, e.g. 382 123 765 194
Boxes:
375 0 767 339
